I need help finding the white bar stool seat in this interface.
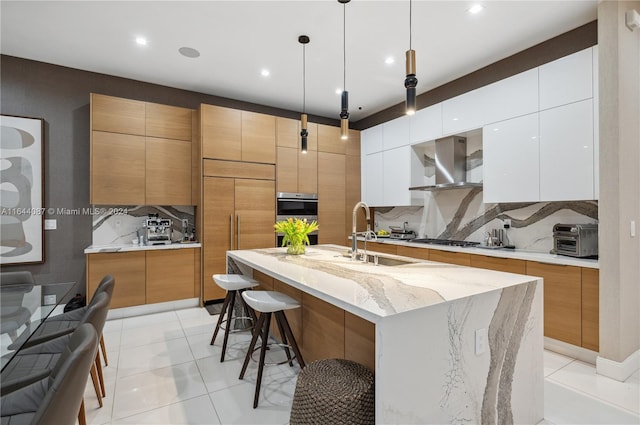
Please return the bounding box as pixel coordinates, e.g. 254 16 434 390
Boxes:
210 274 259 362
239 290 306 408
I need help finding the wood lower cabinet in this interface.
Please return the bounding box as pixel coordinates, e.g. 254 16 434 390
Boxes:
396 245 429 260
202 160 276 301
87 249 198 309
318 152 346 245
274 279 303 346
87 251 146 308
345 311 375 371
146 249 195 304
357 241 397 255
301 293 345 363
429 250 471 266
581 268 599 351
91 131 146 205
526 261 582 346
470 254 526 274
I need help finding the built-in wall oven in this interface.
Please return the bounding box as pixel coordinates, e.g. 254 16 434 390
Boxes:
276 192 318 246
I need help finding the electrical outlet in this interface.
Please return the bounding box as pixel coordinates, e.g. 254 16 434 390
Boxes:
44 294 56 305
475 328 487 355
503 218 512 228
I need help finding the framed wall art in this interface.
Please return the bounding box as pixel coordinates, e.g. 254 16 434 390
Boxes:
0 115 45 265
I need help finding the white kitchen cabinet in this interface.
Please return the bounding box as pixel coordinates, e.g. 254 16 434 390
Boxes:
382 146 423 207
540 99 594 201
483 114 540 203
410 103 442 144
364 152 384 206
442 69 538 135
539 47 593 111
382 115 410 150
362 124 384 155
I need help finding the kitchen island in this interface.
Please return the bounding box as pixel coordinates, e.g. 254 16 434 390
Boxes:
227 244 543 424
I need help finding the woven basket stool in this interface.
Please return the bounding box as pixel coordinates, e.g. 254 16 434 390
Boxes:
290 358 375 425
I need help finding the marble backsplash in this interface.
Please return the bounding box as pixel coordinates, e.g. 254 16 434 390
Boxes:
374 193 598 253
92 205 195 246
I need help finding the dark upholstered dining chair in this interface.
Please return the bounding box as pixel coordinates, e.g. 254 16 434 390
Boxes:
0 323 98 425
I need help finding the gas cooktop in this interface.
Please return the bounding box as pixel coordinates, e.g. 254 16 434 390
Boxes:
410 238 480 247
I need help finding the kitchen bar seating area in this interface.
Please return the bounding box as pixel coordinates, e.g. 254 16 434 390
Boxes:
2 1 640 424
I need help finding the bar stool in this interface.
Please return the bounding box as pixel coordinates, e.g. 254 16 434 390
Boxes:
210 274 259 362
239 290 306 408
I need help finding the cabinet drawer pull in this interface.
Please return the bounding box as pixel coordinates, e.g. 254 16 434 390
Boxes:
230 214 233 250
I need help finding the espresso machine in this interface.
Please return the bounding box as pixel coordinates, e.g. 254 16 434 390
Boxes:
143 214 172 245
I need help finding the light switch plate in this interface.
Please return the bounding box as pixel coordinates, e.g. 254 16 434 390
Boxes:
44 219 57 230
44 295 56 305
475 328 487 355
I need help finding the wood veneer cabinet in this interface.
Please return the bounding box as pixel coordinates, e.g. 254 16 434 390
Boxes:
357 241 397 255
202 160 275 301
429 250 471 267
470 254 527 274
87 249 198 309
90 94 194 205
345 130 362 239
91 94 145 135
396 245 429 260
317 123 346 154
581 268 599 351
87 251 146 308
146 249 195 304
526 261 582 346
275 118 320 194
301 293 345 363
318 152 346 245
91 131 146 205
201 104 276 164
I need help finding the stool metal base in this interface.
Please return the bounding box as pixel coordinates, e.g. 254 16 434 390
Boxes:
250 341 297 366
218 316 254 334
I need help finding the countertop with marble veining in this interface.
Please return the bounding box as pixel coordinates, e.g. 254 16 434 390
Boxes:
354 236 599 269
227 244 540 323
84 242 201 254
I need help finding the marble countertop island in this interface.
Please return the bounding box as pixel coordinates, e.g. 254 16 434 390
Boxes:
228 244 544 424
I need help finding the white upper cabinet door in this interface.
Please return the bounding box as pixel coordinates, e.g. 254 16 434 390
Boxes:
382 146 423 207
539 47 593 111
383 115 411 150
362 124 384 155
482 113 540 203
442 69 538 135
539 99 594 201
364 152 384 206
410 103 443 144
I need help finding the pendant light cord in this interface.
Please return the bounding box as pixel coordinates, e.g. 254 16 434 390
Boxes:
409 0 412 51
302 43 306 114
343 1 346 91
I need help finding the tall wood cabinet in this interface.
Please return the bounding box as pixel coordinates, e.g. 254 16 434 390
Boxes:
276 117 318 194
202 160 275 301
90 93 194 205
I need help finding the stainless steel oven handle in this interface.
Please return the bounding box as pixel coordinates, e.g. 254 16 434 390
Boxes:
237 215 240 250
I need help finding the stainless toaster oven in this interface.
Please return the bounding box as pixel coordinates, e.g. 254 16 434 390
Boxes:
552 223 598 258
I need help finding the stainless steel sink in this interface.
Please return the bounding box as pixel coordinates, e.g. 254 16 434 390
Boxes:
339 253 415 266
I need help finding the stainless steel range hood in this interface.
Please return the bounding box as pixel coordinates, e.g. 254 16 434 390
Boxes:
409 135 482 191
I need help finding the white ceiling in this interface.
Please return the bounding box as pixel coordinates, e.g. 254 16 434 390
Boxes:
1 1 597 122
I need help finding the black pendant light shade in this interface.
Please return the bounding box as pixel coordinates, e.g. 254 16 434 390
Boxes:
299 35 310 153
405 0 417 115
339 0 350 140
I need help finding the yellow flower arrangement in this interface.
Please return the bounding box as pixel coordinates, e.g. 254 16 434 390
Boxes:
274 217 319 255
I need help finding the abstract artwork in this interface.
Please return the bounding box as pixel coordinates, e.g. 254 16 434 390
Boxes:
0 115 44 264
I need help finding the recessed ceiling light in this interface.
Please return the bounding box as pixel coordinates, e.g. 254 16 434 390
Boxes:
385 56 395 65
468 4 484 14
335 88 343 95
178 47 200 58
135 36 147 46
261 69 270 77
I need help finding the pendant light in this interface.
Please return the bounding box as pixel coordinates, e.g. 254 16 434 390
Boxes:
405 0 417 115
339 0 350 140
299 35 310 154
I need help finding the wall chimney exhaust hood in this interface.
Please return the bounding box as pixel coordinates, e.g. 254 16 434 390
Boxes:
409 135 482 191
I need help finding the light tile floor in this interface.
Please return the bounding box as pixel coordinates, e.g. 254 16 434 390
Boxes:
80 307 639 425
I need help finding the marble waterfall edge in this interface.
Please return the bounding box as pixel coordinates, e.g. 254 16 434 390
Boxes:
376 281 543 424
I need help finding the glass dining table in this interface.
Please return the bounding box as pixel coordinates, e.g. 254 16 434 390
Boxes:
1 280 76 371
